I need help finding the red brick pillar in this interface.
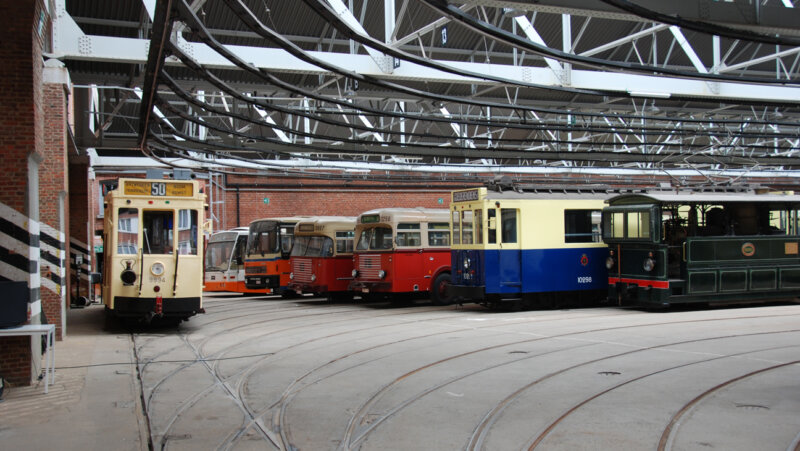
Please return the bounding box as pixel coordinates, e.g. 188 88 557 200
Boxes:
0 0 48 385
40 60 70 341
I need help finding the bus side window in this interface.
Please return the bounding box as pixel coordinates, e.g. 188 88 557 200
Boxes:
397 223 421 246
428 222 450 246
488 209 496 244
501 209 517 244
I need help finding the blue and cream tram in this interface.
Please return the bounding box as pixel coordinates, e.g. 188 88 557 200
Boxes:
102 177 209 322
603 190 800 308
448 187 609 309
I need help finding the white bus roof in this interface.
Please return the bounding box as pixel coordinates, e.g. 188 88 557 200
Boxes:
357 207 450 224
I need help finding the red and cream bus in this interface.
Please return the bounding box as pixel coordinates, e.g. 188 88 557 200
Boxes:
244 216 307 296
204 227 264 294
349 208 452 304
288 216 357 300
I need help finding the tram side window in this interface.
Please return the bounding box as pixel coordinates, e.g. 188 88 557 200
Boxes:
428 222 451 246
452 211 461 245
177 209 198 255
474 210 483 244
461 211 474 244
117 208 138 254
487 209 497 244
564 210 602 243
143 210 174 254
396 223 421 247
501 209 517 244
336 231 355 254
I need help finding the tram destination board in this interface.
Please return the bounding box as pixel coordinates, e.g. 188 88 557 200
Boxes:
123 180 194 197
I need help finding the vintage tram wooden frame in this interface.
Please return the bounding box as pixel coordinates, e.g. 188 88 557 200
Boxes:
603 191 800 307
102 178 209 322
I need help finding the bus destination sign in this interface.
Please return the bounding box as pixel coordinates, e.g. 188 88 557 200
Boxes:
361 214 381 224
124 181 194 197
453 189 480 203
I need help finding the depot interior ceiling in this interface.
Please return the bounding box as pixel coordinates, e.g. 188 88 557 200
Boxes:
60 0 800 182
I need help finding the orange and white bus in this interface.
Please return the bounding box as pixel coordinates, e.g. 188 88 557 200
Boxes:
204 227 264 294
349 208 452 304
288 216 357 300
244 217 307 296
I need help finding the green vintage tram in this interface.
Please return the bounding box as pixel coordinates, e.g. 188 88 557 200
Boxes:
603 190 800 307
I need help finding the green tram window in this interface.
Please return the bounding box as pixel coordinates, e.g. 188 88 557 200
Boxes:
606 210 651 240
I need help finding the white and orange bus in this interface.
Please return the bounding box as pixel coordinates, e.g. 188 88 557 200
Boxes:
244 216 307 296
349 208 452 304
288 216 357 300
204 227 264 294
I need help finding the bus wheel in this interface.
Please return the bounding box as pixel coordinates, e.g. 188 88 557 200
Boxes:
430 273 452 306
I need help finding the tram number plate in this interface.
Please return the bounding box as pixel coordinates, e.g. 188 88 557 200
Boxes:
577 276 592 284
149 276 166 283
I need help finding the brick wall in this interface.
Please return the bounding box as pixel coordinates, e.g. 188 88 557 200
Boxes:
0 0 47 386
41 77 69 340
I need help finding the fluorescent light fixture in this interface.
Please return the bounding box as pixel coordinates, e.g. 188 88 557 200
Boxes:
627 90 671 99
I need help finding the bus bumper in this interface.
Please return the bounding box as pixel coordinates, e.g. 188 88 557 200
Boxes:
288 282 328 295
245 275 280 290
112 297 203 318
348 280 391 293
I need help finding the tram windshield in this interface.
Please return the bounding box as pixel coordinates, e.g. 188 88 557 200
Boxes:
291 236 333 257
116 208 198 255
356 226 393 251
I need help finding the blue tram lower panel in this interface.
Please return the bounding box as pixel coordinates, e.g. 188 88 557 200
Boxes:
453 247 608 296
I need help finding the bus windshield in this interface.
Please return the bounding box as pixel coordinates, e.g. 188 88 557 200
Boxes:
356 226 393 251
291 236 333 257
205 240 234 271
247 221 278 256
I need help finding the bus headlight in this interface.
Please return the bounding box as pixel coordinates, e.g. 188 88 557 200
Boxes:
289 272 294 280
643 256 656 272
352 269 359 278
378 270 386 279
605 256 616 269
311 274 316 282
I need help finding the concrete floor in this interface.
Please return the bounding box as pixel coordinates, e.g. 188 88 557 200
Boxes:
131 294 800 451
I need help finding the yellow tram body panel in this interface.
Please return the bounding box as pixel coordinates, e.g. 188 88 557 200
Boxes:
102 178 209 321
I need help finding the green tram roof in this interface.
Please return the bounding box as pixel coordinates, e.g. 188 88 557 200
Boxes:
607 191 800 206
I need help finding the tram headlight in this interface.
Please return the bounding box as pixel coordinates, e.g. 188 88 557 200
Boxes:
311 274 316 282
150 262 165 276
605 256 616 269
643 254 656 272
120 261 137 285
463 257 471 270
378 270 386 279
352 269 359 278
